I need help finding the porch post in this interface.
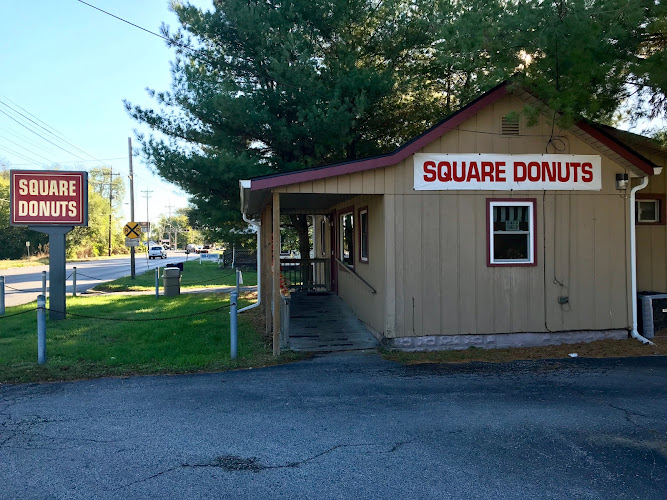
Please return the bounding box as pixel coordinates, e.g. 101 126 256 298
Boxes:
272 191 281 356
261 203 272 335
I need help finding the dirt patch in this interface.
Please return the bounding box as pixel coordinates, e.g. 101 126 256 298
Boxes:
383 330 667 365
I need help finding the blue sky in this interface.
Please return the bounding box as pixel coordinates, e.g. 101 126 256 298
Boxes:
0 0 210 223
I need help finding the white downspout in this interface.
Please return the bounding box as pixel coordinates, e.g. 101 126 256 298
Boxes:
238 213 261 313
629 175 655 345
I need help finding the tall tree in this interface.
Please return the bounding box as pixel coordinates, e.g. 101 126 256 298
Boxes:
126 0 436 247
128 0 666 250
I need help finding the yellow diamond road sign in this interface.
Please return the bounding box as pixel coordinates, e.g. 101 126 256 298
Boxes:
123 222 141 238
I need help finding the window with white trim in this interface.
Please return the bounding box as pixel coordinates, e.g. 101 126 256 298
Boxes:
488 200 535 265
340 211 354 267
359 208 369 262
637 199 659 223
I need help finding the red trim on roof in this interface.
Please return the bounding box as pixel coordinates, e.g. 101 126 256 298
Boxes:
576 121 655 175
251 85 510 190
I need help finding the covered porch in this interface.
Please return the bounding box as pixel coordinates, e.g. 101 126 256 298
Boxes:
241 182 382 355
284 291 379 352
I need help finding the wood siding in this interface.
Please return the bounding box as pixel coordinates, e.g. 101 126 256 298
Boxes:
267 93 653 339
635 149 667 292
383 94 631 338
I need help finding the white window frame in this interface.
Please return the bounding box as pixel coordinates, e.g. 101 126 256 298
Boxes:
637 199 659 223
488 200 535 266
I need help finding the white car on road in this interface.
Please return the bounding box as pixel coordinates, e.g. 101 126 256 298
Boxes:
148 246 167 259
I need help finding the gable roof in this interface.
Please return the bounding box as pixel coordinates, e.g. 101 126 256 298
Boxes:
248 81 660 194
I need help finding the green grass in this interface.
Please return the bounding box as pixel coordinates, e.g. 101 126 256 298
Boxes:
0 257 50 270
93 261 257 292
0 253 142 270
0 292 302 384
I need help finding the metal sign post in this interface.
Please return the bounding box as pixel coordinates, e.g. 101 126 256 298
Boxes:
32 226 72 319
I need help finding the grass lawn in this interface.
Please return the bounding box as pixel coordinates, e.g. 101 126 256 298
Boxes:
0 257 50 270
0 291 301 385
0 253 148 270
93 261 257 292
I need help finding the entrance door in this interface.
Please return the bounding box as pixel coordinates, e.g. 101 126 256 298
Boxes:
329 213 338 294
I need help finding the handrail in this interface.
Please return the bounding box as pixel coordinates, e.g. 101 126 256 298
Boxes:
334 257 376 294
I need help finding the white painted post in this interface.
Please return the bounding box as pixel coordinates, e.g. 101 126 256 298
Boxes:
41 270 47 298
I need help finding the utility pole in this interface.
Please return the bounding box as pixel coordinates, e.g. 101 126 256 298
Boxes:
166 202 174 249
101 166 121 258
128 138 136 279
108 166 113 257
141 189 153 249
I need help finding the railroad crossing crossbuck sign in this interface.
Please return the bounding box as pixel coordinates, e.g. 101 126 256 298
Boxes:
123 222 142 238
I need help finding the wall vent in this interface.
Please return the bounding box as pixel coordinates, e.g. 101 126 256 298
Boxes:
501 115 520 136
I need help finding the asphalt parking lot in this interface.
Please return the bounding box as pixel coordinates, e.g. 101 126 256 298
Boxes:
1 352 666 499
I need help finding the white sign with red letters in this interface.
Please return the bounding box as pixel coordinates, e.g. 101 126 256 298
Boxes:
414 154 601 191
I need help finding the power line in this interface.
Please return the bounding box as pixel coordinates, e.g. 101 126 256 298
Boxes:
0 126 63 157
0 98 108 166
9 156 126 166
0 107 89 161
75 0 209 58
0 134 56 164
1 97 71 142
0 144 49 167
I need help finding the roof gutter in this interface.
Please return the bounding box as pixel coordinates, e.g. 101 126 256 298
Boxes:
629 175 655 345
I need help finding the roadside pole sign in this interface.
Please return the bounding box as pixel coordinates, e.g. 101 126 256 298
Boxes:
9 170 89 320
125 238 140 247
123 221 142 238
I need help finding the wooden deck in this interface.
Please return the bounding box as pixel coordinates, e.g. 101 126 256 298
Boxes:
286 292 380 352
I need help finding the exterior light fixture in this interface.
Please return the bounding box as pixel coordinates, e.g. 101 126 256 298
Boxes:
616 173 629 190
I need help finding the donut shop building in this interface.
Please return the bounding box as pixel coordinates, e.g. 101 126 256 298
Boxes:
240 81 667 352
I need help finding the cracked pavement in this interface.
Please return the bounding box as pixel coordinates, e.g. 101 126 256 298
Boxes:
0 353 666 499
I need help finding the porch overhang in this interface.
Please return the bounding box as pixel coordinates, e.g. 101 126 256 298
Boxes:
240 179 359 217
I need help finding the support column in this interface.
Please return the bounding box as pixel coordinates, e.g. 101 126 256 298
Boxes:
30 226 72 320
261 204 272 335
272 192 281 356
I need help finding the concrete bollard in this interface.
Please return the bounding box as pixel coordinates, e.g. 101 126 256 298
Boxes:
230 291 238 360
37 294 46 364
0 276 5 316
42 270 47 298
72 267 77 297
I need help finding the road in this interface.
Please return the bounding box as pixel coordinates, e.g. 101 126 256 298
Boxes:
1 352 665 499
0 251 208 307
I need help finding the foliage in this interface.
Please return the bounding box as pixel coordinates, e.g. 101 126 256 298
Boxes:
504 0 667 127
126 0 438 242
127 0 667 240
0 171 48 259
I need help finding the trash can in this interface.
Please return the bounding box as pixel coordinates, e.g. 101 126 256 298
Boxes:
163 267 181 296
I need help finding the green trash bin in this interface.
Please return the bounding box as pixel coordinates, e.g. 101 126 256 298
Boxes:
163 267 181 296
